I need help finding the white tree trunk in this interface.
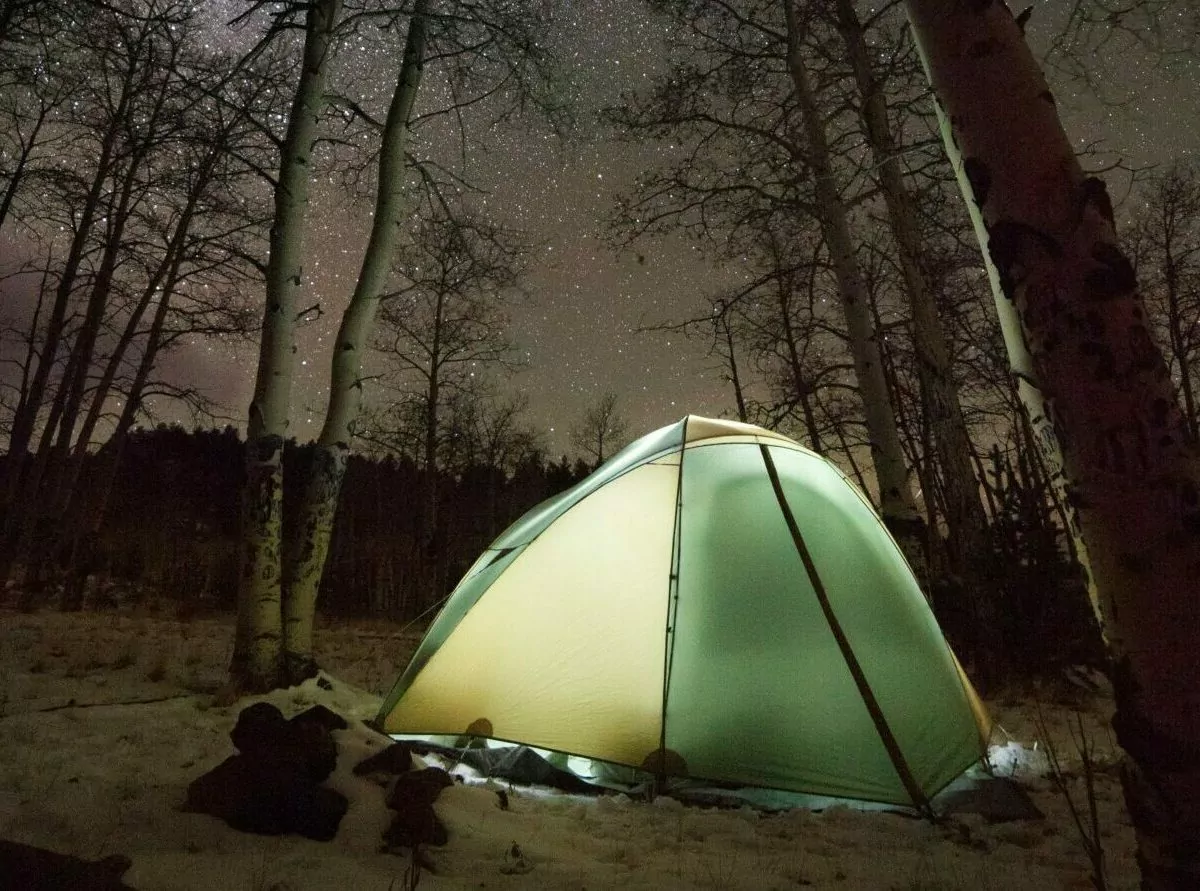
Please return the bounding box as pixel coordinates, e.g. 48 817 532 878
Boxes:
911 19 1100 622
234 0 342 692
783 0 927 579
282 1 428 682
906 2 1200 885
832 0 989 566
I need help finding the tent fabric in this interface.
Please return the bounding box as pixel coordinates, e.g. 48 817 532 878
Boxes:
378 416 991 807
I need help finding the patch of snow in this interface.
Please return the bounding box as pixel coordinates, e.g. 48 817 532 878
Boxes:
0 608 1139 889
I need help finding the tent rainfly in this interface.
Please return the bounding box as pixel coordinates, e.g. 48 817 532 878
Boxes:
377 416 991 808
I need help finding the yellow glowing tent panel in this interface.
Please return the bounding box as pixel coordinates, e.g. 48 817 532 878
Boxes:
378 416 991 807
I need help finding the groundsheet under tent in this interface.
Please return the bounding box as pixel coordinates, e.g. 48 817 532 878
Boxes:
401 737 1042 823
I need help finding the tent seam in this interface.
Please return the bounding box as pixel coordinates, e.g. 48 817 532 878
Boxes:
757 441 933 816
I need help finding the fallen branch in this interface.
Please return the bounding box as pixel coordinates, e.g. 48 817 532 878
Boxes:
0 693 198 718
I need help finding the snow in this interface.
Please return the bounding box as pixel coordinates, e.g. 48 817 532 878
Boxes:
0 608 1139 889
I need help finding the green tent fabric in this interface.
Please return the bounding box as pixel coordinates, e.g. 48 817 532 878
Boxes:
378 416 991 808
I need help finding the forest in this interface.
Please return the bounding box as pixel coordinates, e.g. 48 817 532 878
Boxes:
2 0 1199 886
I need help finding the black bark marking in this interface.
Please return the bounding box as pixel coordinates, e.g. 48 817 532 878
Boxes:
1111 656 1200 770
963 157 991 206
1062 481 1089 511
1037 89 1055 105
1080 177 1115 225
987 220 1063 300
1149 397 1173 430
1118 550 1152 575
1085 244 1138 300
1080 340 1117 380
1181 480 1200 533
1015 6 1033 32
1101 426 1128 472
967 39 999 58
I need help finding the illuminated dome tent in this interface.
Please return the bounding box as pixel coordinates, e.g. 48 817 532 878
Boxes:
377 416 991 808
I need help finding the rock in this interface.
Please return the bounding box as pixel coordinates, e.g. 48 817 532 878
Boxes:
0 838 135 890
380 767 455 850
292 785 351 842
229 702 289 756
291 704 348 733
353 742 413 782
230 701 337 783
185 754 348 841
283 718 338 783
187 702 351 841
386 767 454 811
382 804 448 849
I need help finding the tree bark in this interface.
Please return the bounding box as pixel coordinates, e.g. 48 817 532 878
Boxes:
0 94 51 233
832 0 990 578
0 71 129 546
43 131 155 516
910 12 1100 619
718 310 749 423
1163 256 1200 442
281 0 427 684
906 2 1200 886
233 0 343 692
783 0 927 580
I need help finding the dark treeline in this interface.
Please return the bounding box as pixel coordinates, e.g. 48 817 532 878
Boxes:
14 419 1101 679
42 424 588 621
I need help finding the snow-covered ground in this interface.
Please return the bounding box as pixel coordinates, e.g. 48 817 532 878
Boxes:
0 607 1138 889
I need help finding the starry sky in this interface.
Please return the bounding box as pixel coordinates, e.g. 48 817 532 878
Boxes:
168 0 738 455
7 1 1200 457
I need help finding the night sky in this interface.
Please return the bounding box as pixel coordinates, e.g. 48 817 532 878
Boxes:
170 0 738 455
7 1 1200 456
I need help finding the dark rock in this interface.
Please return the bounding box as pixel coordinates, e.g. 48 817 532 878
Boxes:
353 742 413 781
386 767 454 811
185 754 348 841
291 704 348 733
382 802 448 849
284 718 338 783
380 767 454 849
229 702 288 756
0 838 135 890
936 776 1044 823
292 785 351 842
230 702 337 783
188 702 353 841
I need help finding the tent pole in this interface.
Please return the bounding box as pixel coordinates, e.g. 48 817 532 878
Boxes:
655 417 689 796
758 443 933 816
